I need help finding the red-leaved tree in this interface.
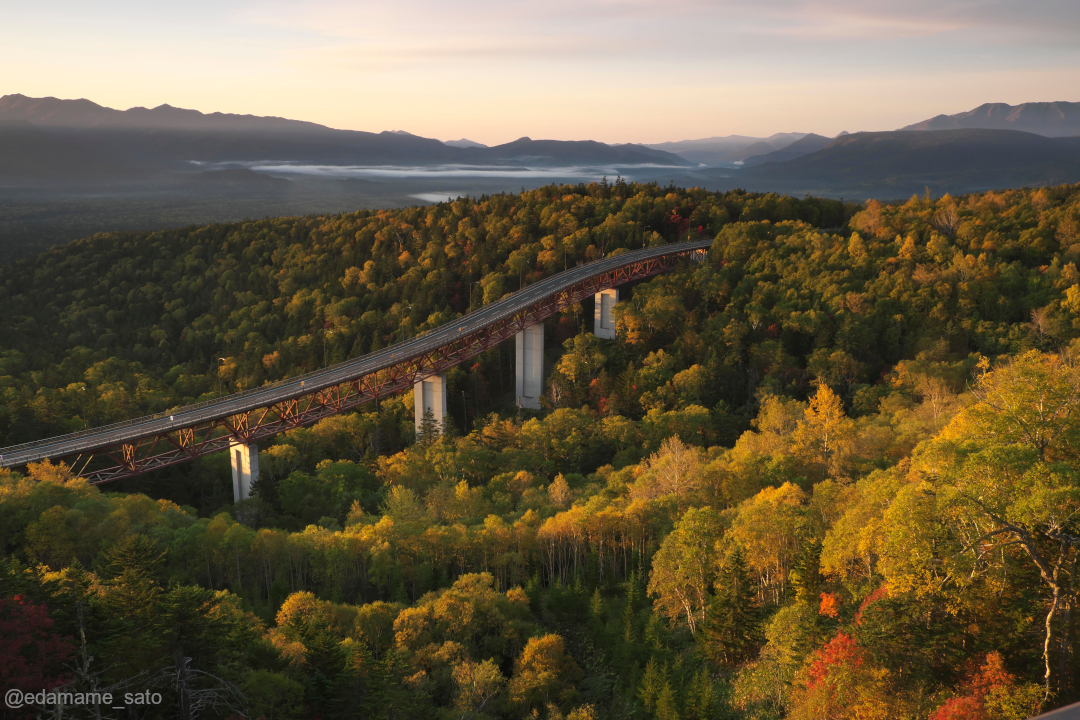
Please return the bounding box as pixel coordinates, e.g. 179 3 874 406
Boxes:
0 595 73 691
929 652 1042 720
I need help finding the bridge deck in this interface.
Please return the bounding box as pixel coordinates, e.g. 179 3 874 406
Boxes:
0 240 712 479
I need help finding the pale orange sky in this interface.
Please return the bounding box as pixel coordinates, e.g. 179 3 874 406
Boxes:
4 0 1079 145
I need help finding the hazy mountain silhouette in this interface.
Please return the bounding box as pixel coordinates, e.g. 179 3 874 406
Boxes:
645 133 806 165
0 94 690 183
902 102 1080 137
471 138 690 166
0 93 332 133
7 93 1080 259
444 138 488 148
741 133 844 167
739 129 1080 194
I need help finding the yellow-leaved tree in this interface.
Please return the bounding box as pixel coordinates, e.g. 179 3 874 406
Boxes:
885 350 1080 704
791 384 855 480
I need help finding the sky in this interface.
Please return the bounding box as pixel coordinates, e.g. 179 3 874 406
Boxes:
4 0 1079 145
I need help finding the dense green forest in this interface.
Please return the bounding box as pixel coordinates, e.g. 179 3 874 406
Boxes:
1 181 1079 719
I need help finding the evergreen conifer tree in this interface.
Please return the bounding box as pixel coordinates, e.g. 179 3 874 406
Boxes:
655 680 680 720
684 668 715 720
589 588 604 619
301 617 349 718
639 656 661 712
417 408 439 443
790 538 822 606
699 545 760 667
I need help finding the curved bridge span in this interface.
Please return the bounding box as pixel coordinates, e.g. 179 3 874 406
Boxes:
0 241 711 483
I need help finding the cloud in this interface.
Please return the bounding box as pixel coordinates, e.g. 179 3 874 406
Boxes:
302 34 617 71
239 0 1080 71
5 0 1078 145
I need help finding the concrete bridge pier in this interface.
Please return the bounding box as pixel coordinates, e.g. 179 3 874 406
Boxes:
594 288 619 339
414 374 448 436
230 441 259 503
516 324 543 410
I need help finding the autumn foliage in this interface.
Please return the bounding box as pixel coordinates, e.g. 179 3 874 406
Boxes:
0 595 72 691
2 183 1080 718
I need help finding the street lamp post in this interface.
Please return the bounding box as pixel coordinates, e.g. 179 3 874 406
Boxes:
217 357 226 397
324 330 333 368
400 306 412 342
470 281 483 312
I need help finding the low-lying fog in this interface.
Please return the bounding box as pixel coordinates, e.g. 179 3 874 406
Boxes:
191 161 691 181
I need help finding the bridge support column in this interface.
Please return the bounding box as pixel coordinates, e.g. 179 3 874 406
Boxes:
594 288 619 339
515 324 543 410
414 374 448 436
230 441 259 503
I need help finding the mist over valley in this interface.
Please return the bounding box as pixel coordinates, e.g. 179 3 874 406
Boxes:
3 94 1080 260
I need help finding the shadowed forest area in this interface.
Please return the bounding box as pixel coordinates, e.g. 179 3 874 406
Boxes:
1 180 1079 719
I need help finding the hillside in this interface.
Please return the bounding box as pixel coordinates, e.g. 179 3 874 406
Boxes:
740 132 839 166
3 182 1080 718
2 182 1079 718
902 100 1080 136
727 128 1080 197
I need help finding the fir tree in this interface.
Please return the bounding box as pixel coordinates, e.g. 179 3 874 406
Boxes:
301 617 349 718
790 538 822 606
699 545 760 667
639 656 661 713
589 588 604 619
684 669 714 720
417 407 439 443
623 600 637 645
655 680 680 720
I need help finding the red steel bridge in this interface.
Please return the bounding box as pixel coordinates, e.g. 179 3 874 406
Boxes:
0 241 711 483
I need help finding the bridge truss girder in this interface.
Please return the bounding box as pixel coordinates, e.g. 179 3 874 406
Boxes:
45 249 706 484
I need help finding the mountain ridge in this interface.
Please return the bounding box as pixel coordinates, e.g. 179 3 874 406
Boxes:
0 93 336 134
738 128 1080 194
645 133 807 165
901 101 1080 137
0 95 692 182
741 133 840 167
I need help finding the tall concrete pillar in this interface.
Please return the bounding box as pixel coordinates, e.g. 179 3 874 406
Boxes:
515 323 543 410
594 288 619 339
414 374 448 435
230 441 259 503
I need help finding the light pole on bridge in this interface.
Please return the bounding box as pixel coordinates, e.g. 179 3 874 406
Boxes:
470 281 483 312
399 306 413 343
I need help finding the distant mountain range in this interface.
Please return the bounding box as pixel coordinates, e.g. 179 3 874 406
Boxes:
646 102 1080 167
644 133 806 166
444 138 488 149
0 93 328 133
741 133 847 167
902 101 1080 137
0 93 690 188
3 94 1080 260
637 128 1080 201
743 128 1080 189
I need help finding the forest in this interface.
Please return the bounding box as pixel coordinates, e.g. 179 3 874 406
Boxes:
1 179 1079 719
